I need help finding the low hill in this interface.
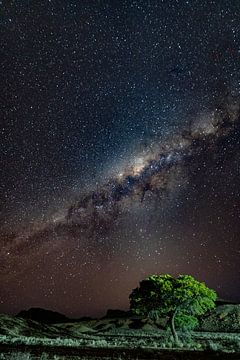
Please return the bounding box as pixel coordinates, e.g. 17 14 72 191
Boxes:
0 314 63 338
200 304 240 332
0 304 239 339
17 308 69 324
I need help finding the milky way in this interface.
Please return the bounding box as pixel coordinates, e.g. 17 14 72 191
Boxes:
66 94 240 234
1 94 239 274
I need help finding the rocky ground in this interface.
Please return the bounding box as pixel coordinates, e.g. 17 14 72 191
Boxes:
0 305 239 359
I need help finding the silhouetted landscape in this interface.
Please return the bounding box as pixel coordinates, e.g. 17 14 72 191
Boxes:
0 302 239 359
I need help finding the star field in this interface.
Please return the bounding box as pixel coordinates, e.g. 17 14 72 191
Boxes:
0 1 240 317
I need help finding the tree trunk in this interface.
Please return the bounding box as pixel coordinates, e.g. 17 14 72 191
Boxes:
170 309 179 345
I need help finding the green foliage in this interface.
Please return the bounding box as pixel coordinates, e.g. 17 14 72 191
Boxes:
174 313 199 331
129 274 217 331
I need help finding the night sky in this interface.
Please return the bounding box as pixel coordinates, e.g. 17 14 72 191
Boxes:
1 1 240 318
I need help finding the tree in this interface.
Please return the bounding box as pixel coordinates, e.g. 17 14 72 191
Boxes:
129 274 217 344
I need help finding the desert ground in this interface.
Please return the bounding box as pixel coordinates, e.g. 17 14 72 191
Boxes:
0 305 239 359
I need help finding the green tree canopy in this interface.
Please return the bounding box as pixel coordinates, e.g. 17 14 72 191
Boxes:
129 274 217 343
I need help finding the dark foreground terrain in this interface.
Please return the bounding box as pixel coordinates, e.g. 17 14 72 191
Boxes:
0 343 240 360
0 305 239 359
